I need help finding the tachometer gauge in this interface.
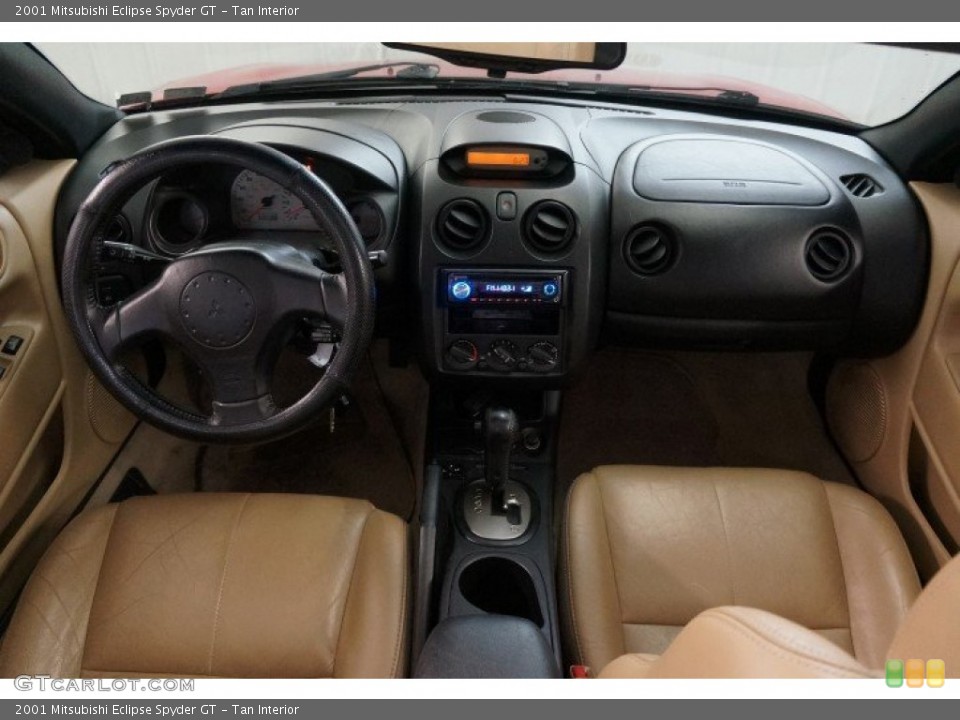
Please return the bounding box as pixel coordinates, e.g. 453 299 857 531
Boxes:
231 169 319 230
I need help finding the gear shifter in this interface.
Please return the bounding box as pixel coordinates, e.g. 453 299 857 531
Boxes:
485 407 519 494
462 407 532 540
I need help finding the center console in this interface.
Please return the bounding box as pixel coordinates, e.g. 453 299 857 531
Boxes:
409 108 610 676
413 389 564 677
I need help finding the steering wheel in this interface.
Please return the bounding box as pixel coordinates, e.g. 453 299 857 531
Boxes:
62 136 376 443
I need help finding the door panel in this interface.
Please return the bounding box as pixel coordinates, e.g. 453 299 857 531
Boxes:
0 161 137 613
0 202 65 540
826 183 960 581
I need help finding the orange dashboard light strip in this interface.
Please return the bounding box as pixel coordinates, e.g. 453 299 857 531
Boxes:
466 150 531 167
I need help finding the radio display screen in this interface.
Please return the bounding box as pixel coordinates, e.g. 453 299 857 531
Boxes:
446 273 562 304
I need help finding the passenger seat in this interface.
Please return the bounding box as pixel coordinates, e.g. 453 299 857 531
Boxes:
561 466 928 676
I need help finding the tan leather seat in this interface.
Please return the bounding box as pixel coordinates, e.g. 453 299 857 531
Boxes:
0 493 409 678
561 466 922 674
598 553 960 679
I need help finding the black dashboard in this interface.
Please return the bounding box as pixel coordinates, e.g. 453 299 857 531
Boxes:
55 96 929 382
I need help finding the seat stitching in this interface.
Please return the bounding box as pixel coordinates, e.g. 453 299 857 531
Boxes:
78 506 121 677
595 474 626 658
710 480 736 606
822 484 856 659
332 504 373 678
207 494 252 676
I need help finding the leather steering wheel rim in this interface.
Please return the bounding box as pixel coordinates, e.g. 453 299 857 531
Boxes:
62 136 376 443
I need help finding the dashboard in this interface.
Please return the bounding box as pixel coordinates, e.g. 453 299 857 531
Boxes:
55 96 929 382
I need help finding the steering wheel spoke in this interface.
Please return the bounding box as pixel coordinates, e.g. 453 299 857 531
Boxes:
97 281 173 360
276 268 349 329
188 348 278 426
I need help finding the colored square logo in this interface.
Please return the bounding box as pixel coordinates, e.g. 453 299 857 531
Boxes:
886 659 904 688
927 659 945 688
906 659 925 688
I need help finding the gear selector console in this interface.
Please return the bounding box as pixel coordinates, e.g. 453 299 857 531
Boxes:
461 407 533 541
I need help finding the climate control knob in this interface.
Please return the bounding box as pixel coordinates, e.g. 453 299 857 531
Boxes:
446 339 479 370
528 341 559 372
487 340 520 372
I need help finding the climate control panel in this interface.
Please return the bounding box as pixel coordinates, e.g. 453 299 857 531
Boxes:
444 338 560 374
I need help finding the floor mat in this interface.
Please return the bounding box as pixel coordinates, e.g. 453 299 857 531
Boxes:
557 348 855 507
198 349 419 520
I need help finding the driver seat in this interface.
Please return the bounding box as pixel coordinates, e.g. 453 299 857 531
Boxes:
0 493 409 678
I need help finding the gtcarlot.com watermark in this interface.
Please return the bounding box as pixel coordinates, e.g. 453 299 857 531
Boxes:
14 676 195 692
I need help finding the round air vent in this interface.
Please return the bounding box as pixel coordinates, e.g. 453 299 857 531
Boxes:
436 199 490 252
523 201 576 255
623 224 676 276
805 229 853 281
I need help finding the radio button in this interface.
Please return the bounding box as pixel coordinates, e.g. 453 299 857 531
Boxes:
451 281 472 301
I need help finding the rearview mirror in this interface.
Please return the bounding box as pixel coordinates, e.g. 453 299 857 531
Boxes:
382 42 626 77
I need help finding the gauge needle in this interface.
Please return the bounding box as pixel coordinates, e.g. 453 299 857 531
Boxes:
246 195 276 221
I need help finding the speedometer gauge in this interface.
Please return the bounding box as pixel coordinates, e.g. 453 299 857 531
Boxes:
231 170 319 231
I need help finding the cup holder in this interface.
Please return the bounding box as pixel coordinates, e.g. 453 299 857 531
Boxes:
457 556 545 627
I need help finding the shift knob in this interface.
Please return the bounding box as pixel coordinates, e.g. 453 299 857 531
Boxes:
484 407 520 492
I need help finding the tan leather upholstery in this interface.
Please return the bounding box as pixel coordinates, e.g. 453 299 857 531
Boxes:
598 607 875 679
0 493 409 678
888 552 960 677
561 466 920 672
600 553 960 679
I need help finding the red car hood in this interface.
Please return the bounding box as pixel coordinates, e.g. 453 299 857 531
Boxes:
155 60 844 120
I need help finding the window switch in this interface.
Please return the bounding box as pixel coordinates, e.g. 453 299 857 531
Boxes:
2 336 23 356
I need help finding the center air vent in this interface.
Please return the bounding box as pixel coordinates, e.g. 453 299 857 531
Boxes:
436 199 489 252
523 201 576 255
623 224 676 276
805 229 853 281
840 173 883 198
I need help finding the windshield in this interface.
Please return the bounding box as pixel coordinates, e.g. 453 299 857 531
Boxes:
34 42 960 126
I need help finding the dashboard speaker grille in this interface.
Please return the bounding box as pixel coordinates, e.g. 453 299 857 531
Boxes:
436 199 489 252
523 200 576 254
805 229 853 281
840 173 883 198
623 224 676 276
476 111 536 124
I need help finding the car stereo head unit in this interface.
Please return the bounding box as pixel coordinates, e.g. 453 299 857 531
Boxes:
444 272 563 305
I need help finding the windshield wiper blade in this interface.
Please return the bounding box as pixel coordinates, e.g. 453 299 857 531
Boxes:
217 62 441 98
587 84 761 106
118 62 442 110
